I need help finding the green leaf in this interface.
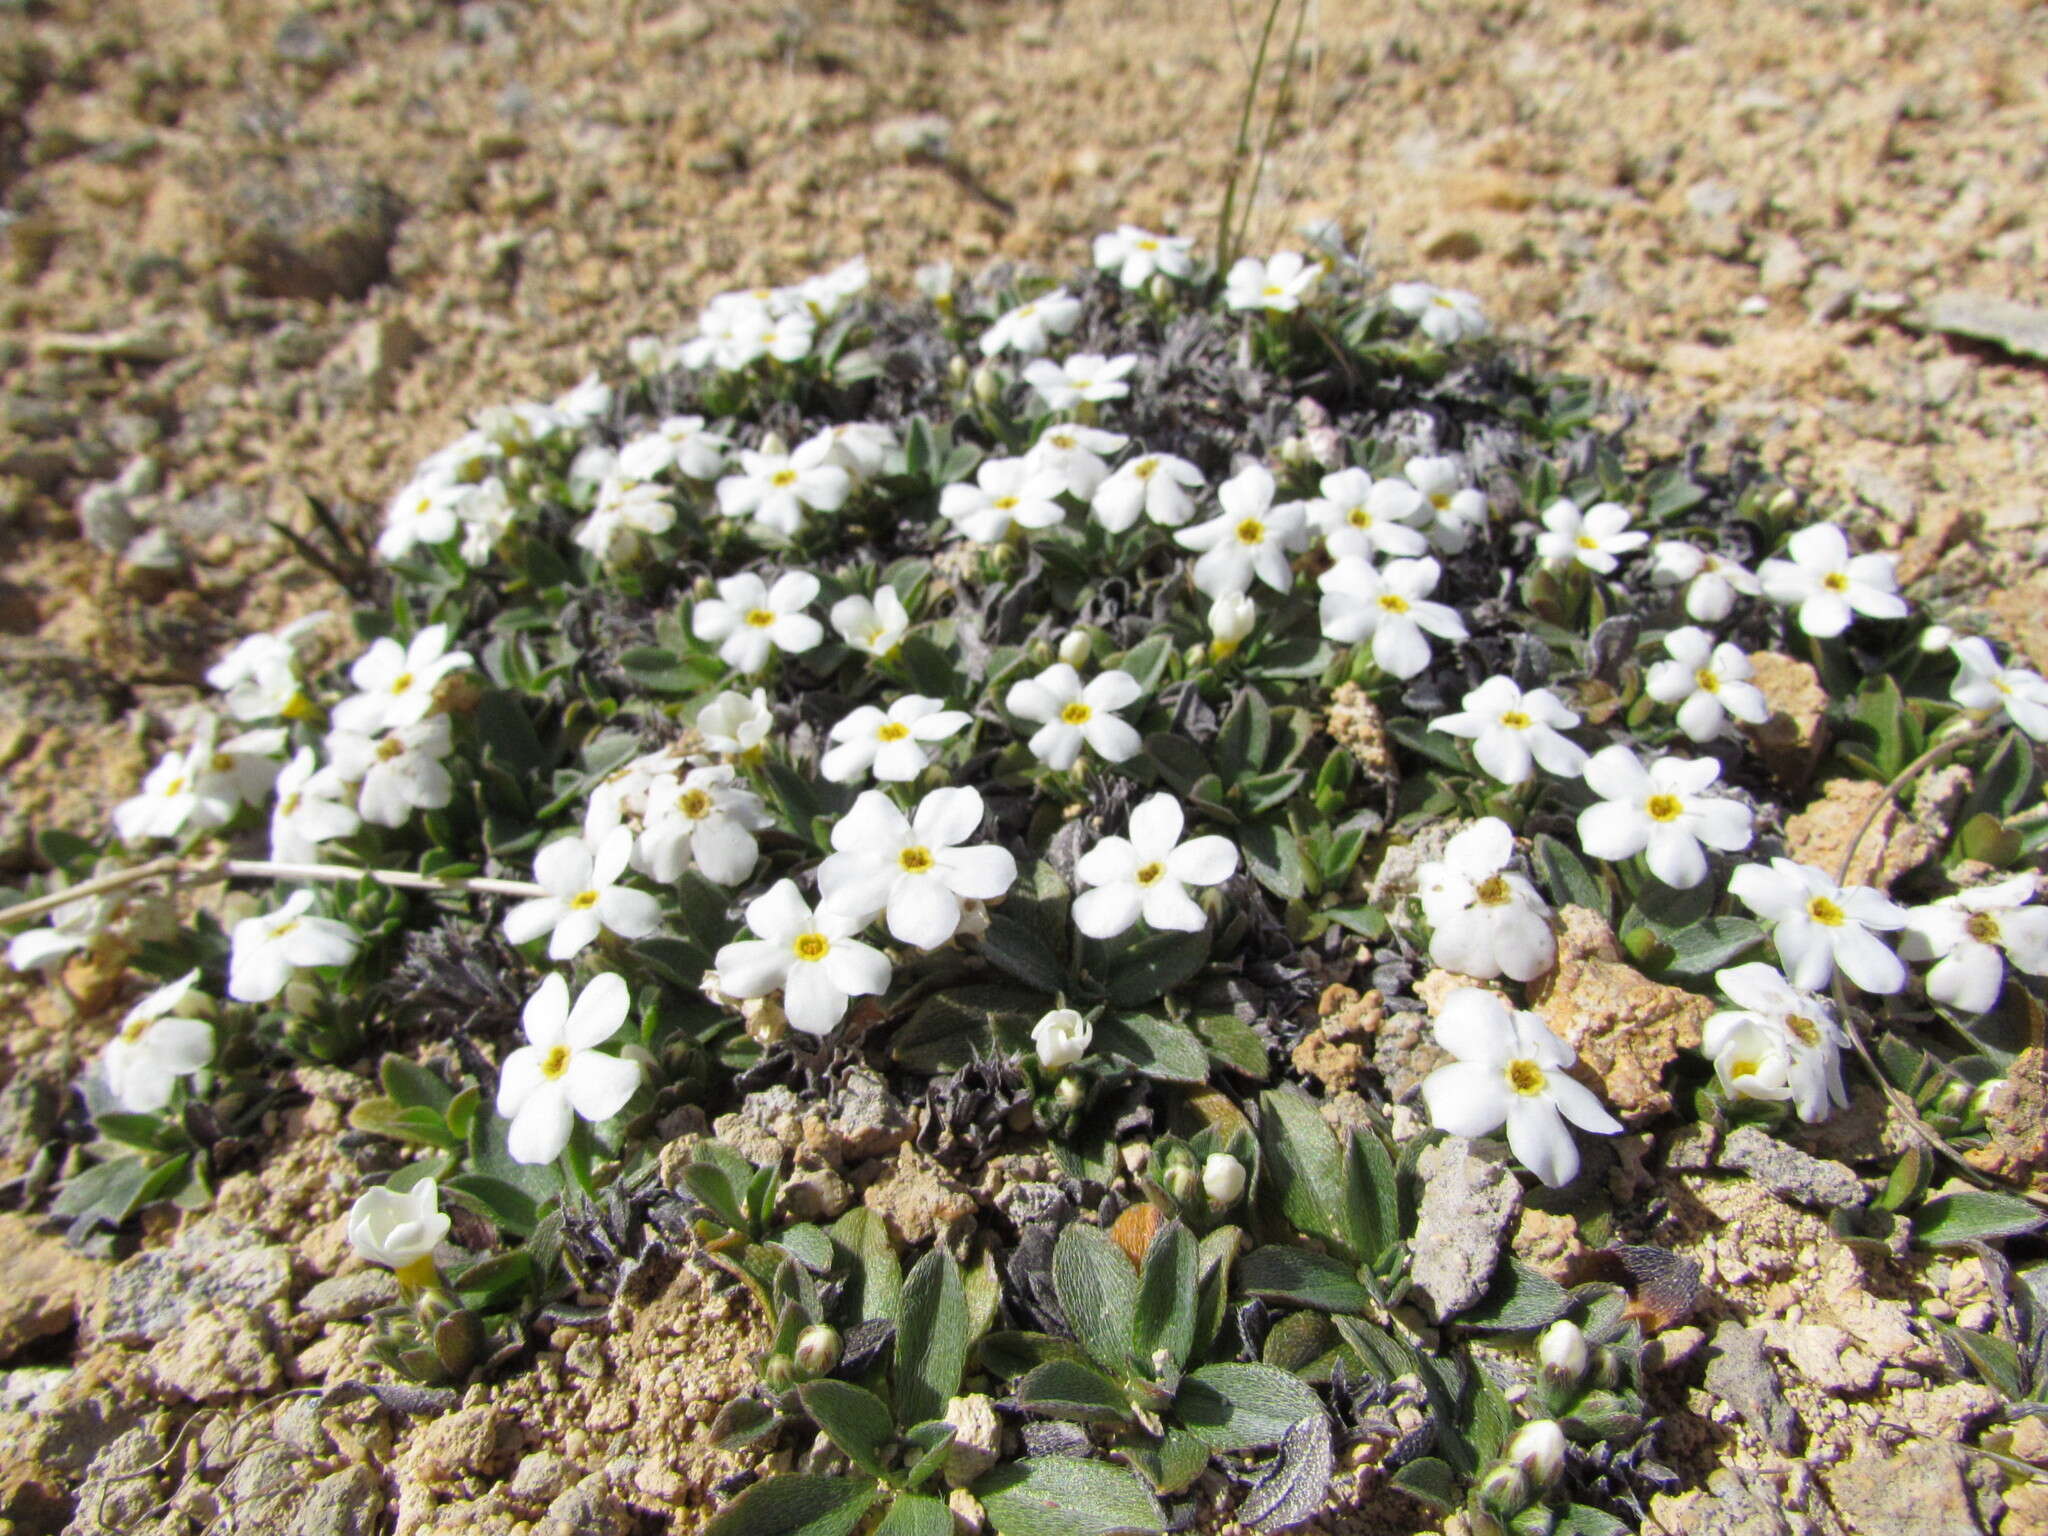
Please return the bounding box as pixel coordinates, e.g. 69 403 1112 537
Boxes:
1914 1190 2047 1247
1013 1359 1136 1423
978 1330 1094 1381
1388 1457 1458 1512
1216 689 1273 778
1127 1426 1212 1496
1192 1225 1239 1362
1237 1412 1335 1533
1234 1246 1371 1314
1117 634 1175 695
702 1475 882 1536
975 1457 1166 1536
1936 1322 2026 1400
1257 1085 1353 1258
981 908 1071 996
896 1248 971 1429
831 1207 903 1325
902 1426 957 1493
1100 931 1212 1010
1189 1011 1270 1079
1386 715 1469 774
1659 916 1767 976
874 1493 953 1536
442 1174 542 1238
1175 1363 1326 1453
1240 819 1307 900
891 984 1042 1073
380 1053 455 1112
1454 1258 1572 1331
1144 733 1212 797
798 1381 895 1479
451 1249 534 1311
1052 1223 1141 1378
1131 1220 1198 1375
1341 1127 1399 1265
1092 1013 1211 1083
1554 1505 1633 1536
1533 833 1608 918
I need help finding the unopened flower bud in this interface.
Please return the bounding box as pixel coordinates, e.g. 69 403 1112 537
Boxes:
971 363 1004 407
1032 1008 1092 1072
947 354 970 389
1970 1077 2008 1123
1768 487 1798 515
915 261 956 305
1537 1319 1588 1393
1057 630 1092 667
1146 272 1176 306
742 994 789 1045
432 1307 486 1378
1053 1075 1086 1113
1208 591 1256 659
1506 1418 1567 1490
1164 1163 1201 1205
763 1353 799 1391
955 899 991 940
1920 623 1957 653
759 430 789 459
1473 1463 1532 1517
1202 1152 1248 1208
625 335 665 376
793 1324 842 1379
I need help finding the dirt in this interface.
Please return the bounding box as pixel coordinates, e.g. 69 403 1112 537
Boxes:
4 0 2048 1532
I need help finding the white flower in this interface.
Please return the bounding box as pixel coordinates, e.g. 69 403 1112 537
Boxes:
1023 352 1136 412
1208 591 1257 658
1224 251 1320 313
583 744 690 838
1072 793 1237 939
552 372 612 426
1899 874 2048 1014
726 303 816 368
207 618 320 722
228 889 360 1003
822 695 970 784
102 970 213 1113
1758 524 1909 638
326 716 454 828
1950 637 2048 740
1431 677 1588 785
568 444 619 501
1921 624 1957 653
7 886 112 972
1024 423 1129 499
1648 541 1762 623
1005 663 1143 771
1307 467 1430 561
269 748 360 864
1534 499 1648 575
503 827 663 961
716 440 852 539
115 741 233 843
1090 452 1205 532
1094 226 1193 289
939 456 1068 543
1419 988 1621 1187
793 255 870 318
575 474 678 560
692 571 824 674
681 291 775 371
808 422 898 481
618 416 732 482
1575 747 1754 889
455 478 519 565
1702 962 1849 1122
1388 282 1488 345
713 880 893 1036
377 480 466 560
1417 818 1556 982
332 625 472 736
497 973 643 1165
1728 858 1908 994
1644 627 1771 743
348 1179 451 1274
698 688 774 759
1032 1008 1092 1071
1202 1152 1247 1206
634 766 771 886
1175 464 1309 598
978 287 1083 357
830 588 911 659
817 787 1018 949
1317 555 1469 680
1390 457 1488 555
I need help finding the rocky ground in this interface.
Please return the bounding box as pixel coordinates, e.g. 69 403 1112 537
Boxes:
2 0 2047 1532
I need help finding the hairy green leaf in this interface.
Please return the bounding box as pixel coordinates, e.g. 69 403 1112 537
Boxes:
1175 1363 1326 1453
1234 1246 1371 1314
1052 1223 1141 1378
702 1475 881 1536
1915 1190 2047 1247
896 1248 970 1428
975 1457 1166 1536
1131 1220 1198 1375
798 1380 894 1479
1013 1359 1135 1423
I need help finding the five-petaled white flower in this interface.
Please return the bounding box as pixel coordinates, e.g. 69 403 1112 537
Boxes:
1317 555 1470 680
1950 637 2048 741
717 440 851 539
1431 677 1589 785
378 480 466 560
1175 465 1309 598
1729 858 1908 994
1094 226 1194 289
1032 1008 1092 1071
939 456 1069 543
326 716 455 828
1307 467 1430 561
1091 452 1206 532
1649 542 1762 623
822 695 971 784
1072 793 1238 939
1388 282 1489 345
1534 499 1648 575
1900 875 2048 1014
808 422 898 481
207 617 320 722
115 740 235 844
1005 663 1144 771
497 973 643 1165
1419 988 1620 1188
979 288 1083 357
1644 627 1771 743
503 827 663 961
7 886 113 972
1024 423 1129 499
1224 251 1320 313
1417 818 1557 982
1383 457 1488 555
830 588 911 659
229 889 361 1003
1701 963 1849 1122
1024 352 1137 413
698 688 774 759
693 571 824 674
616 415 732 482
817 787 1018 949
348 1178 451 1277
575 474 678 560
332 625 473 736
1575 746 1754 889
634 765 771 886
713 879 893 1036
102 970 213 1114
1758 524 1908 638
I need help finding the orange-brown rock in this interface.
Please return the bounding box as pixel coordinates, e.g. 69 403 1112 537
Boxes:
1741 651 1831 790
1784 776 1937 890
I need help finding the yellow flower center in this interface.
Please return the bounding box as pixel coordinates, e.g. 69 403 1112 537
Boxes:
1822 571 1850 592
1730 1056 1763 1081
679 788 713 819
1049 432 1074 449
210 754 234 774
1506 1059 1546 1095
540 1044 572 1079
1235 518 1266 545
1475 874 1513 907
1785 1013 1821 1048
1348 508 1371 528
1432 294 1456 308
1695 668 1721 694
899 845 934 873
1966 912 2003 943
391 672 415 695
1430 492 1451 510
1499 709 1531 731
1060 701 1092 725
1575 534 1601 551
1645 793 1684 823
877 722 912 743
164 775 188 795
1135 861 1165 887
1135 459 1158 480
793 932 830 962
993 495 1019 511
281 792 302 814
271 919 300 939
570 889 601 910
1806 896 1845 927
375 738 404 761
1137 238 1158 251
745 609 778 628
1378 593 1410 613
120 1017 152 1044
771 469 798 487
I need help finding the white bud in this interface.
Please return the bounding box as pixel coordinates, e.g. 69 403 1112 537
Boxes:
1031 1008 1092 1072
347 1178 450 1273
1208 591 1256 649
915 261 956 303
971 363 1005 406
1920 623 1956 653
624 335 666 377
758 430 788 458
1057 630 1092 667
1202 1152 1248 1207
1506 1419 1567 1488
1537 1318 1588 1389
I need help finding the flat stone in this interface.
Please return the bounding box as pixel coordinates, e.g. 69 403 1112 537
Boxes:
0 1215 103 1362
1703 1319 1800 1454
296 1270 397 1323
144 1303 286 1402
288 1463 387 1536
1910 291 2048 362
826 1066 912 1162
1409 1137 1522 1322
1765 1320 1880 1394
95 1217 294 1346
1720 1124 1865 1209
216 160 403 301
1825 1439 1987 1536
1741 651 1831 790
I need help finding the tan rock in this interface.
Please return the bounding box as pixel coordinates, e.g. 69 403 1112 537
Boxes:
1527 906 1711 1123
860 1144 977 1251
402 1402 519 1484
143 1303 286 1403
1293 985 1384 1091
1741 651 1831 790
1510 1206 1590 1281
1416 967 1500 1016
1784 777 1936 890
0 1215 103 1363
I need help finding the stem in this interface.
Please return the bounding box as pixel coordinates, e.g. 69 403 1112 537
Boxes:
1832 724 1991 886
0 857 547 929
1235 0 1314 264
1215 0 1288 275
